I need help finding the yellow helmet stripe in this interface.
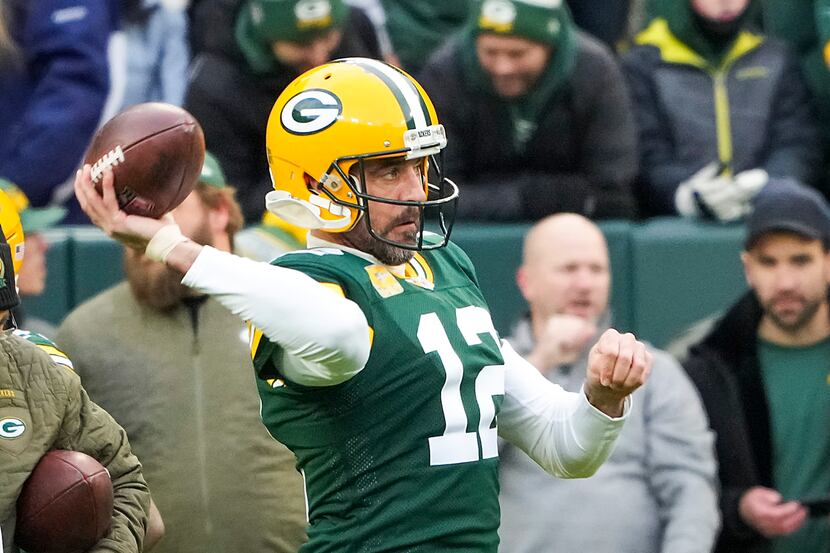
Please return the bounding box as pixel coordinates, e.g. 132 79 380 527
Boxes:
339 58 432 130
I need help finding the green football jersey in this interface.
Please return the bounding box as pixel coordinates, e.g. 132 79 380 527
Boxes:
252 240 506 552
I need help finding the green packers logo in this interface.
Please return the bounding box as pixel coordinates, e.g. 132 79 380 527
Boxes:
281 89 342 135
480 0 517 32
295 0 332 29
0 255 6 290
0 417 25 439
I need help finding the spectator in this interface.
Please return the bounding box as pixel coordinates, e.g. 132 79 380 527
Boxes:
378 0 471 74
0 190 152 553
118 0 190 109
500 213 719 553
186 0 382 222
0 179 66 336
55 159 308 553
623 0 822 219
566 0 632 48
684 180 830 552
418 0 638 222
760 0 830 183
343 0 397 64
0 0 117 214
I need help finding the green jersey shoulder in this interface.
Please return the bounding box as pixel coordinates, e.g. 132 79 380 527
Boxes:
13 329 74 371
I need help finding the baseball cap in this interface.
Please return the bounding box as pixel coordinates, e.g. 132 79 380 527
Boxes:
0 179 66 233
745 178 830 249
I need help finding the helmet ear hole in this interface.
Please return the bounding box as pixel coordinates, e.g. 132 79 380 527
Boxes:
303 173 321 192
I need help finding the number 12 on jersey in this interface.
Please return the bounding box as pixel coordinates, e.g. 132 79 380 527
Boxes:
417 306 505 466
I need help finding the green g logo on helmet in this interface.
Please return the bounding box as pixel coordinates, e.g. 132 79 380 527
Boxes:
280 89 343 135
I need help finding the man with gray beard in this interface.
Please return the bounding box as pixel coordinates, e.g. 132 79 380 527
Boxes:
684 179 830 553
55 153 308 553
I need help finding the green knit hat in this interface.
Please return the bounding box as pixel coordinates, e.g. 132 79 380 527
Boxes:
473 0 570 44
236 0 347 72
199 152 227 189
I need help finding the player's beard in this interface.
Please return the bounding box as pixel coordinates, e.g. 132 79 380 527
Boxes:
344 207 418 266
125 220 214 310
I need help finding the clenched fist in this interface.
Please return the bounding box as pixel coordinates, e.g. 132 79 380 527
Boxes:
584 329 652 417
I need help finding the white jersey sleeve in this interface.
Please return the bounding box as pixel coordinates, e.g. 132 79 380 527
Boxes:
498 340 630 478
182 246 371 386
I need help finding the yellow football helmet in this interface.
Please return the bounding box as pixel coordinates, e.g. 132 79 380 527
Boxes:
264 57 459 250
0 189 24 275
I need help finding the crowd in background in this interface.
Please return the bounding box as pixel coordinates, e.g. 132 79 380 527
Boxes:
2 1 830 552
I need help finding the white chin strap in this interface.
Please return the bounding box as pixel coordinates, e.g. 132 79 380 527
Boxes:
265 190 351 231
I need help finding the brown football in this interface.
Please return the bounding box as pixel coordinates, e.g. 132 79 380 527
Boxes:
15 450 114 553
84 102 206 218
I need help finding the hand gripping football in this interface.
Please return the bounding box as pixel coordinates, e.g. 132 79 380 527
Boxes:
84 102 206 218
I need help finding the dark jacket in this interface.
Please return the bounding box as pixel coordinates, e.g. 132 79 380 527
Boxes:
418 32 638 222
185 5 381 222
0 0 115 208
623 18 823 216
683 291 776 553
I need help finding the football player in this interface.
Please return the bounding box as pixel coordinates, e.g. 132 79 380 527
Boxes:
74 57 652 551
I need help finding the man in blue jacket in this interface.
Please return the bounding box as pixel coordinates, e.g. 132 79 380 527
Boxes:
0 0 116 219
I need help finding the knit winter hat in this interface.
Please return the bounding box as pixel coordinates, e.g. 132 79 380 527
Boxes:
240 0 347 45
199 152 227 189
236 0 347 73
473 0 569 44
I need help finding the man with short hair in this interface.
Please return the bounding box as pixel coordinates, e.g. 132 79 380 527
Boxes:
57 154 307 553
684 180 830 553
418 0 638 221
74 57 651 551
500 213 719 553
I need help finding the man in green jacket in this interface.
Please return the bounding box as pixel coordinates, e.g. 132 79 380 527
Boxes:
0 190 151 553
56 154 308 553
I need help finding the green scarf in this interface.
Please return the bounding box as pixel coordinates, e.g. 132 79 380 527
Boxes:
459 0 578 153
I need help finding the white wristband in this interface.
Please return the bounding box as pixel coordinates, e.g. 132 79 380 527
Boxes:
145 224 189 263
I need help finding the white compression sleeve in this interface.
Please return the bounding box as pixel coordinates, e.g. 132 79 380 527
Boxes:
497 340 630 478
181 246 371 386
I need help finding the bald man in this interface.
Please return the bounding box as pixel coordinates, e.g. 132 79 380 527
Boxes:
498 213 720 553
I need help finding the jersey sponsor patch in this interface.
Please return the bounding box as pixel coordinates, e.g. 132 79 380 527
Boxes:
365 265 404 298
